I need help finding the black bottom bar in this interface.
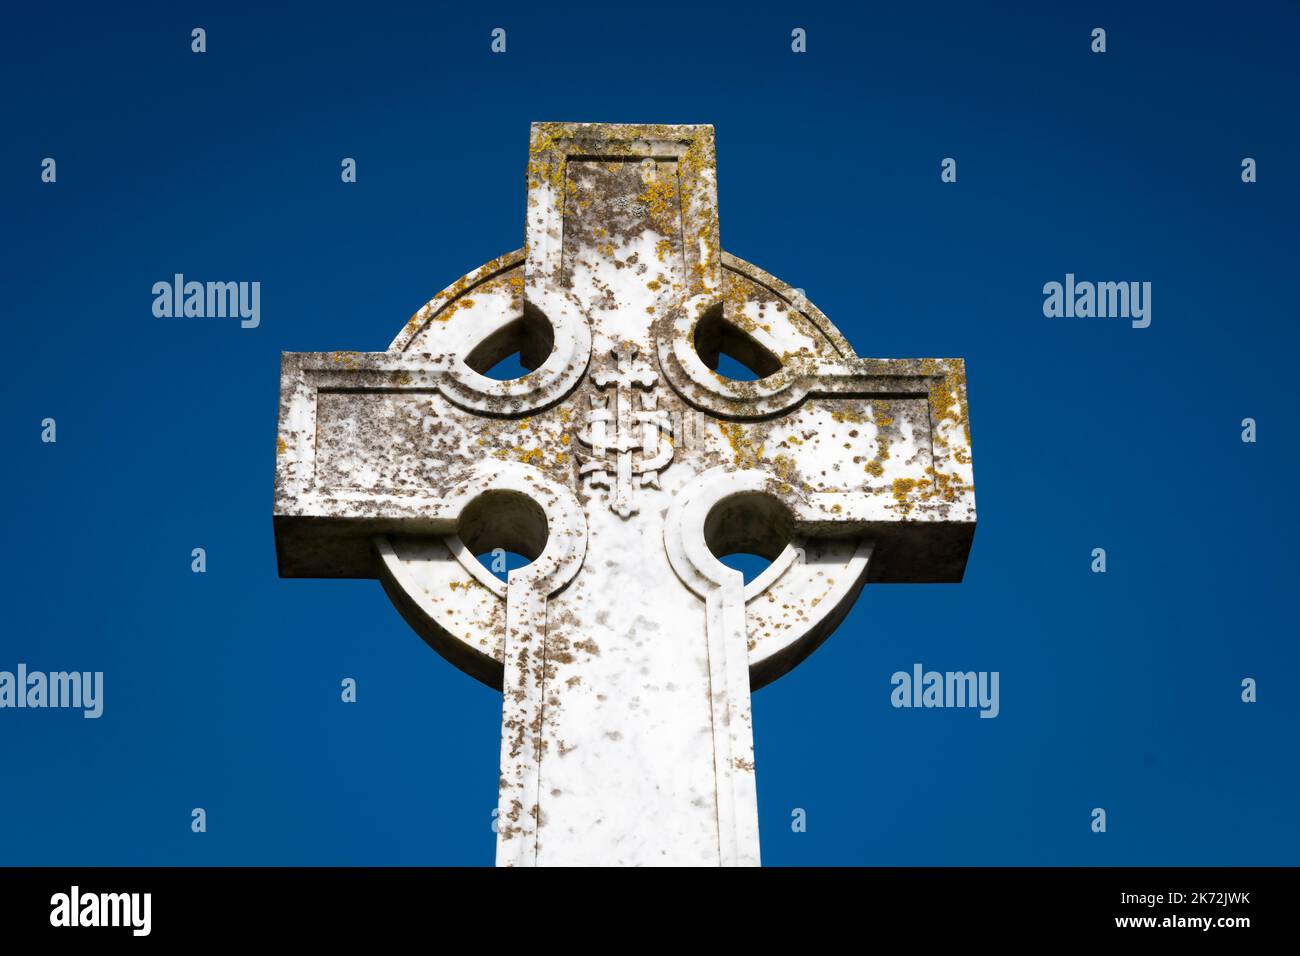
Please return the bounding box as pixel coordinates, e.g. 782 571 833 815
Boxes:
0 867 1288 940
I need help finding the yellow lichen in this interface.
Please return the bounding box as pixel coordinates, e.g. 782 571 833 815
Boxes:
718 421 764 468
891 477 918 514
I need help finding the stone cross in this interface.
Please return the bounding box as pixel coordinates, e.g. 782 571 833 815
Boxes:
274 123 976 866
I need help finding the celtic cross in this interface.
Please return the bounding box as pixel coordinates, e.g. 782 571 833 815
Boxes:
274 123 976 866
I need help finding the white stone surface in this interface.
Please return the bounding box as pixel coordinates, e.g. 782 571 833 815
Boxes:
274 123 976 866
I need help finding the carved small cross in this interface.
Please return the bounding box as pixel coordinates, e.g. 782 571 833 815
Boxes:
274 123 976 866
576 344 669 517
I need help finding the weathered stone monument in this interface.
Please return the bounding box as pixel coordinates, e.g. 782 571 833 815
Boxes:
274 123 976 866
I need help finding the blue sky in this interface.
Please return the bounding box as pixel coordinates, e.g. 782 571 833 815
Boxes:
1 1 1297 865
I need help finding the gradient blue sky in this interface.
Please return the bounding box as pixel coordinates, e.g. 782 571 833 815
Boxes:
2 1 1297 865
